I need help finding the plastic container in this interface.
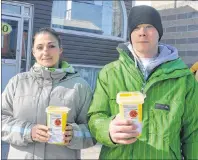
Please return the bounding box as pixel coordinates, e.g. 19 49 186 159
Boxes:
116 91 146 135
46 106 70 145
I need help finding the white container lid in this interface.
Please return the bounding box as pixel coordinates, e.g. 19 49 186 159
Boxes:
116 91 146 104
46 106 70 113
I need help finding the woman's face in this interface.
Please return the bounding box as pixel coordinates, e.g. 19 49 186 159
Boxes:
32 32 63 67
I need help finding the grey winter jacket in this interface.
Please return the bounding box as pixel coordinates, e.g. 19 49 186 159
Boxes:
2 62 96 159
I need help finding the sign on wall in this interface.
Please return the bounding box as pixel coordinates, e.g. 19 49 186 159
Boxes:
2 22 12 35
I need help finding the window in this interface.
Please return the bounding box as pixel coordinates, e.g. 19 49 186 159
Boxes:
51 0 126 38
73 65 101 91
2 3 21 15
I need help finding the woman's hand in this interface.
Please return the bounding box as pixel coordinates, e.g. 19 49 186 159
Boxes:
31 124 50 143
63 124 73 145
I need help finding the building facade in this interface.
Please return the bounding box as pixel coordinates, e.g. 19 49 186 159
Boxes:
153 1 198 67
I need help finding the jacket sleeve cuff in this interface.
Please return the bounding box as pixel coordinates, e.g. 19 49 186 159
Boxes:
99 115 120 147
24 123 35 143
67 123 81 149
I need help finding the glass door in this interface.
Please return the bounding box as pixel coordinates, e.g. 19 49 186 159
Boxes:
1 15 22 91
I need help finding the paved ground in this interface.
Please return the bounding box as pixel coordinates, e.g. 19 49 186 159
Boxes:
1 142 102 160
81 143 101 159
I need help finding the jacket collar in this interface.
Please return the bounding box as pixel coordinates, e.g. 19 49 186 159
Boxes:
30 62 78 82
116 42 191 80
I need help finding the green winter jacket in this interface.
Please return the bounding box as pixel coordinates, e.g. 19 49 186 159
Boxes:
88 43 198 159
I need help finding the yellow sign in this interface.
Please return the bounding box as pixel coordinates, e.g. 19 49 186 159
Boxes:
2 22 12 35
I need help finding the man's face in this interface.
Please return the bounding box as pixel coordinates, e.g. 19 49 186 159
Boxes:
130 24 159 58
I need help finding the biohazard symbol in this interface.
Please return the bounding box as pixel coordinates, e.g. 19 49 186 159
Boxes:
129 110 138 118
54 119 61 126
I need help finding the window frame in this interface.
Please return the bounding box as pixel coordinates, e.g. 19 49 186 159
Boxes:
51 0 127 41
73 0 103 6
72 63 103 91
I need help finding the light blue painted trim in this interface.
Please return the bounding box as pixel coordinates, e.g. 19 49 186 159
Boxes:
121 0 128 42
132 1 135 7
3 125 30 135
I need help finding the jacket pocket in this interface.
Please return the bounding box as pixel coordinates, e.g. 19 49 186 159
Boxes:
149 101 182 137
149 108 169 137
148 101 182 159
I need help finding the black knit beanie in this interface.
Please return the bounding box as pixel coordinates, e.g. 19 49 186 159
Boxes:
128 5 163 42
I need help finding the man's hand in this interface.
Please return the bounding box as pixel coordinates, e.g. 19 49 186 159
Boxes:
109 114 139 144
63 124 73 145
31 124 50 143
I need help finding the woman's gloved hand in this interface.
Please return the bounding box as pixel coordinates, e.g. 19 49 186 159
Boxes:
63 124 73 145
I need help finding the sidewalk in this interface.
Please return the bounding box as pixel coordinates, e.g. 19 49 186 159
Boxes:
81 143 102 159
1 142 102 160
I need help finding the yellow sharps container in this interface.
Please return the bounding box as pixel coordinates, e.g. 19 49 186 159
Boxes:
46 106 70 145
116 92 146 136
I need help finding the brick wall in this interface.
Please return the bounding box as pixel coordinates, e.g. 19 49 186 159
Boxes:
152 1 198 67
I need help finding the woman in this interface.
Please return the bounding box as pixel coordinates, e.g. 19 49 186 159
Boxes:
2 28 96 159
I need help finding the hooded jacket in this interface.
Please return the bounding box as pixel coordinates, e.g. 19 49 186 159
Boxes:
88 43 198 159
2 62 96 159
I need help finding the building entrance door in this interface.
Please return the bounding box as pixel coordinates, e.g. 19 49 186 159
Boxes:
2 16 22 91
1 1 33 92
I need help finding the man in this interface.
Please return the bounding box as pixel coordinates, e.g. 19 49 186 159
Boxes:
88 5 198 159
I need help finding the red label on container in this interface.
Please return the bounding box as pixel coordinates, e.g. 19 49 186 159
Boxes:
54 119 61 126
129 110 138 118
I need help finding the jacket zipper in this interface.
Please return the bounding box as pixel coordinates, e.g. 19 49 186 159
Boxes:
33 86 43 159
